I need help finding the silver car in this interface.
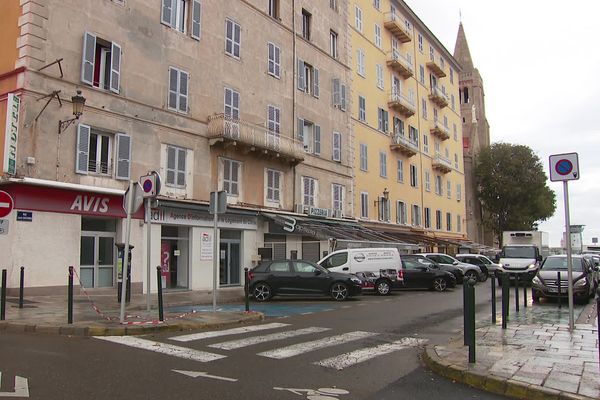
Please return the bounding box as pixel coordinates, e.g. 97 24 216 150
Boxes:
417 253 486 282
455 254 503 279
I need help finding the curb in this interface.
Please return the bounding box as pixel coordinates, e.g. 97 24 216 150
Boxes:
0 311 264 337
421 345 596 400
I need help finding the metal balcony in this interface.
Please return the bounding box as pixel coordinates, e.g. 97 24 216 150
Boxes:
383 12 412 43
390 134 419 157
388 91 416 118
387 51 413 79
426 55 446 77
430 119 450 140
429 86 449 108
207 113 305 164
432 153 452 174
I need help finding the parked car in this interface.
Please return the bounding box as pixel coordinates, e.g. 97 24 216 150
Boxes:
416 253 485 283
581 254 600 289
531 255 596 304
399 255 457 291
249 259 362 302
455 254 503 279
354 269 399 295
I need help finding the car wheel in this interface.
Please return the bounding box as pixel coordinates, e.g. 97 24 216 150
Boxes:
330 282 349 301
375 279 391 296
252 282 272 302
432 277 448 292
464 270 478 283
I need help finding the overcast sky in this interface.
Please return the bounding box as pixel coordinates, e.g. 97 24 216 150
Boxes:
405 0 600 247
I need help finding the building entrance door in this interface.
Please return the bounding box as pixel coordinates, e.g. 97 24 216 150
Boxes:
80 233 115 288
219 240 241 286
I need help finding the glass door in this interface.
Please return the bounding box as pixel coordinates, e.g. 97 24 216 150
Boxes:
80 234 115 288
219 241 241 286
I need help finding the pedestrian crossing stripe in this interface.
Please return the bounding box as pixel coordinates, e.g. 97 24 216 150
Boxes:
169 322 290 342
257 331 378 360
314 337 427 370
209 327 331 350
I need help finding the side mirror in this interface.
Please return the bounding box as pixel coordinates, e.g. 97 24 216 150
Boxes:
537 255 543 262
452 261 459 265
314 270 322 276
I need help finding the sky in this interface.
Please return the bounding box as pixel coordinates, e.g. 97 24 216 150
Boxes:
405 0 600 247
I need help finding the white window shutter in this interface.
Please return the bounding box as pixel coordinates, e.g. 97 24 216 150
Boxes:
297 59 305 90
81 32 96 85
75 124 90 175
274 45 280 77
341 84 347 111
313 67 319 98
332 78 340 106
179 70 189 113
110 42 121 94
314 125 321 155
332 132 341 162
191 0 202 40
297 118 304 142
161 0 173 26
168 67 178 110
116 133 131 180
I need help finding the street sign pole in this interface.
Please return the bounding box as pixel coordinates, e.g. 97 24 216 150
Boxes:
213 202 218 313
120 180 134 323
563 181 574 331
146 197 152 311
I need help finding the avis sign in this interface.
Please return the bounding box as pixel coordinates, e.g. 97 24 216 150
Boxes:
3 93 20 175
549 152 579 182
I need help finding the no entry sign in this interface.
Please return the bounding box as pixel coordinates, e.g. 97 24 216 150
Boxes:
0 190 14 218
549 153 579 182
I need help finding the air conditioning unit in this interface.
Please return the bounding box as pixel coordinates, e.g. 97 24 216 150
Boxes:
333 210 342 219
294 204 305 214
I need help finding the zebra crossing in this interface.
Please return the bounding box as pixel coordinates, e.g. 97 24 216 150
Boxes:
95 322 426 371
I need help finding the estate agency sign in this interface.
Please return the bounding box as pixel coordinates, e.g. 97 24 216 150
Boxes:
4 93 20 175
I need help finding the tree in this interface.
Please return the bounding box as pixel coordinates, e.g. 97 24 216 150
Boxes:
474 143 556 245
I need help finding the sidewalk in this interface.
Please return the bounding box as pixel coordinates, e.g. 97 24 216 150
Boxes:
423 297 600 400
0 289 263 336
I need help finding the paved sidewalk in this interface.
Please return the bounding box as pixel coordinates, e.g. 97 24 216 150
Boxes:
0 290 263 336
423 299 600 400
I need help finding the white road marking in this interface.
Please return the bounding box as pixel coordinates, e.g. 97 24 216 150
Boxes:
173 370 237 382
209 327 331 350
95 336 225 362
0 372 29 397
258 331 378 359
314 337 427 370
300 312 313 315
169 322 290 342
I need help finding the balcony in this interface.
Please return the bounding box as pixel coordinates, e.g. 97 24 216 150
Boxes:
390 134 419 157
430 119 450 140
426 55 446 77
387 51 413 79
207 113 305 165
383 12 412 43
429 86 449 108
388 91 416 118
432 153 452 174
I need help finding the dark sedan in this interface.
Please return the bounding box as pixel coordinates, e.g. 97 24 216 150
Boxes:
398 255 457 292
531 255 596 304
249 259 362 301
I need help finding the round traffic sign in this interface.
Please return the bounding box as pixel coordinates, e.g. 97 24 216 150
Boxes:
142 179 153 193
0 190 14 218
555 159 573 176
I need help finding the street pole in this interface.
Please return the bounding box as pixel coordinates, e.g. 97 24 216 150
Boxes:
146 197 151 311
563 181 574 331
212 196 218 313
120 181 134 324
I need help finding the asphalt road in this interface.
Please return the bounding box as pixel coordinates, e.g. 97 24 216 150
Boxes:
0 284 509 399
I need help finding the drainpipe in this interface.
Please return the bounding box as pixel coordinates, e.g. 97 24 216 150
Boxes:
292 0 297 209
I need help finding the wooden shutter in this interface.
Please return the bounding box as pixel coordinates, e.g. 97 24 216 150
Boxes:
312 67 319 98
297 59 305 90
191 0 202 40
179 70 189 113
314 125 321 155
332 132 341 162
332 78 340 106
76 124 90 175
110 42 121 94
81 32 96 85
115 133 131 180
161 0 173 26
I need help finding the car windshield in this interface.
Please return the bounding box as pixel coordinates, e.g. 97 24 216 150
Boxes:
503 246 536 258
541 257 583 272
480 257 492 265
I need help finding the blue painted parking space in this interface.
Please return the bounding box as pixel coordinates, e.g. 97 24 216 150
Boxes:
168 301 349 318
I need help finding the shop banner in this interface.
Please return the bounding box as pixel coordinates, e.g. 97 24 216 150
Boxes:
4 93 19 175
151 207 257 229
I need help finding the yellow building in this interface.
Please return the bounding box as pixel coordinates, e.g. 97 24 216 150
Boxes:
350 0 467 251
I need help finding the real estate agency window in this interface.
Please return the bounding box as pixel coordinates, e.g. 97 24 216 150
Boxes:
76 124 131 180
332 184 344 213
223 158 241 196
409 164 418 187
225 18 241 58
267 42 281 78
266 168 281 203
302 9 311 40
168 67 189 113
81 32 121 93
166 145 187 187
330 30 338 59
302 176 317 206
161 0 201 40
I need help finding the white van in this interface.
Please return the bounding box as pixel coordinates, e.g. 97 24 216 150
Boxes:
317 248 401 296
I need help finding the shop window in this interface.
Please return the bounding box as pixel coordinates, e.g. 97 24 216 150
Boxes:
76 124 130 180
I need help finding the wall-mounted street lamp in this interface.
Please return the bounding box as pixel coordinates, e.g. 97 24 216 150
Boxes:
58 90 86 134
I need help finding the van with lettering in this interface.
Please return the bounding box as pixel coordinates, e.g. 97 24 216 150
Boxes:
318 248 401 296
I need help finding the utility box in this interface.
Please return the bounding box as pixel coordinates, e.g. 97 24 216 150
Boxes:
116 243 134 303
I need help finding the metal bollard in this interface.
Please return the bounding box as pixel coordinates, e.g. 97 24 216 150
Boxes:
491 271 496 324
523 278 528 308
156 266 164 322
557 271 562 309
463 279 468 345
515 274 520 313
244 267 250 312
1 269 6 321
596 287 600 367
68 266 74 324
466 277 476 363
501 273 509 329
19 266 24 309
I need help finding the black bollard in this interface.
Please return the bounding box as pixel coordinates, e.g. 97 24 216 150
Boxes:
463 280 468 345
466 277 476 363
557 271 562 309
596 287 600 366
515 274 520 313
523 278 527 308
19 266 24 309
1 269 6 321
244 267 250 312
491 272 496 324
156 266 164 322
68 266 74 324
501 273 509 329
